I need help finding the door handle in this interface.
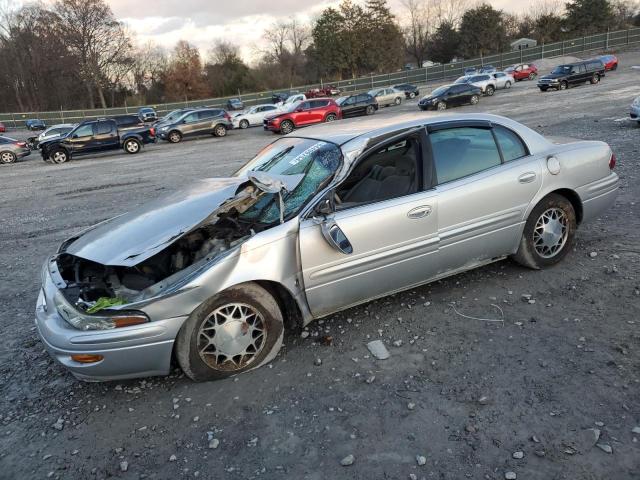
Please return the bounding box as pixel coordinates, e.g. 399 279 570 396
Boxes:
407 205 432 219
518 172 536 184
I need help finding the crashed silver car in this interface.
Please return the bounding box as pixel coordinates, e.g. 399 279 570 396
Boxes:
35 113 619 382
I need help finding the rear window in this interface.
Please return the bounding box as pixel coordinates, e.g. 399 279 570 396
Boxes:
493 125 528 161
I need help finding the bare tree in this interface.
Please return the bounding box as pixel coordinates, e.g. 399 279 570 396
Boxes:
401 0 434 66
55 0 132 108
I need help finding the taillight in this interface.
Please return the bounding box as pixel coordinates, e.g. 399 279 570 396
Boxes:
149 127 155 137
224 113 231 121
609 153 616 170
15 141 26 147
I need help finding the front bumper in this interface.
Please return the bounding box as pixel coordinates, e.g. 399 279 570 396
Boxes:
35 259 187 381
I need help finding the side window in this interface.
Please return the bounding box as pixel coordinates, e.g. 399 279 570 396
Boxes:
74 124 94 137
579 64 586 73
357 94 369 102
96 121 112 135
300 102 311 110
430 127 501 184
335 134 421 208
343 97 356 106
182 112 198 123
198 110 214 120
264 106 276 111
493 125 528 161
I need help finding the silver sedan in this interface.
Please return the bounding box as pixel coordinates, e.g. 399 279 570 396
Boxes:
0 136 31 164
35 113 618 382
490 72 516 89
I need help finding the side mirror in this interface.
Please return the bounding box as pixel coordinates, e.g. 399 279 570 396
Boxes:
71 134 78 139
320 219 353 255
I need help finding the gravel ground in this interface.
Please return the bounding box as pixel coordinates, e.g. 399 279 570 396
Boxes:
1 51 639 480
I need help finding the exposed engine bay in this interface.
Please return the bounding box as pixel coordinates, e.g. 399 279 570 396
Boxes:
55 182 276 311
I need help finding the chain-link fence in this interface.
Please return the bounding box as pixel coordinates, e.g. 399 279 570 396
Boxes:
2 27 639 128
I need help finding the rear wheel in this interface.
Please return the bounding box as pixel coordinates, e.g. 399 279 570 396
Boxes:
590 73 600 84
512 193 576 269
485 85 495 96
176 283 284 382
280 120 294 134
365 105 375 115
436 101 447 111
123 138 141 154
50 149 69 164
325 113 337 122
213 124 227 137
528 72 536 80
505 81 512 89
0 151 16 164
168 130 182 143
470 95 480 105
409 92 416 99
239 119 249 129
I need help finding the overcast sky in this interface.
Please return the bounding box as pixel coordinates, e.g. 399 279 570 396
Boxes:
107 0 545 63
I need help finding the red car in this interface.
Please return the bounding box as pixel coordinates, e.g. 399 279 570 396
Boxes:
505 63 538 81
599 54 618 71
0 122 5 133
305 85 341 98
263 98 342 134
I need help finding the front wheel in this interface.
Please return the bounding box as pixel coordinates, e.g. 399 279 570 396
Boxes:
168 130 182 143
50 149 69 164
213 124 227 137
123 138 141 154
175 283 284 382
512 193 576 269
590 73 600 84
505 81 512 89
239 119 249 129
559 81 568 90
394 97 402 105
436 101 447 111
485 85 495 96
279 120 294 135
409 92 416 99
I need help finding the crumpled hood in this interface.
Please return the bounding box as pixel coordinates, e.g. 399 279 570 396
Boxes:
64 178 247 267
63 173 304 268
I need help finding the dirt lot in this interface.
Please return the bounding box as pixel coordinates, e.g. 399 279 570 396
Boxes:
1 51 639 480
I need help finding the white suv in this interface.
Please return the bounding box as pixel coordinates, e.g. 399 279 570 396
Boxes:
454 74 498 96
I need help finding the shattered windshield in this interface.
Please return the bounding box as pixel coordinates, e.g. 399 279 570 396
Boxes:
236 138 342 224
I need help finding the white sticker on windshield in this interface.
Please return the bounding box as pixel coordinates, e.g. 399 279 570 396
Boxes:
289 142 324 166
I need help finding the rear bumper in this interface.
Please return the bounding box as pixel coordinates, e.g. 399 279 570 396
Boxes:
577 172 619 223
17 148 31 159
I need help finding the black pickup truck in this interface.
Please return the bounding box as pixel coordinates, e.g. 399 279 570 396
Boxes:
40 119 156 164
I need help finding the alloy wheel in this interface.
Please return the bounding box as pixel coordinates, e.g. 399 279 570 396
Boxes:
125 140 139 153
197 303 266 372
533 207 568 258
239 120 249 129
437 101 447 111
51 151 67 164
214 125 227 137
0 152 16 164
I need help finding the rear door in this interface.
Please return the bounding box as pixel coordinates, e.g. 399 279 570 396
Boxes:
299 128 440 316
428 121 541 272
95 120 118 150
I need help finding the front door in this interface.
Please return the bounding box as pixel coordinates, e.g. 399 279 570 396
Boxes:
428 121 542 272
65 123 98 155
299 129 441 317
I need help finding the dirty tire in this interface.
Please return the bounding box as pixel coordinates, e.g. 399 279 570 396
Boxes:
0 151 17 164
512 193 577 270
365 105 375 115
176 283 284 382
485 85 495 96
590 73 600 84
436 101 447 111
239 119 249 129
280 120 294 135
168 130 182 143
123 138 141 154
213 124 227 137
50 149 69 164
